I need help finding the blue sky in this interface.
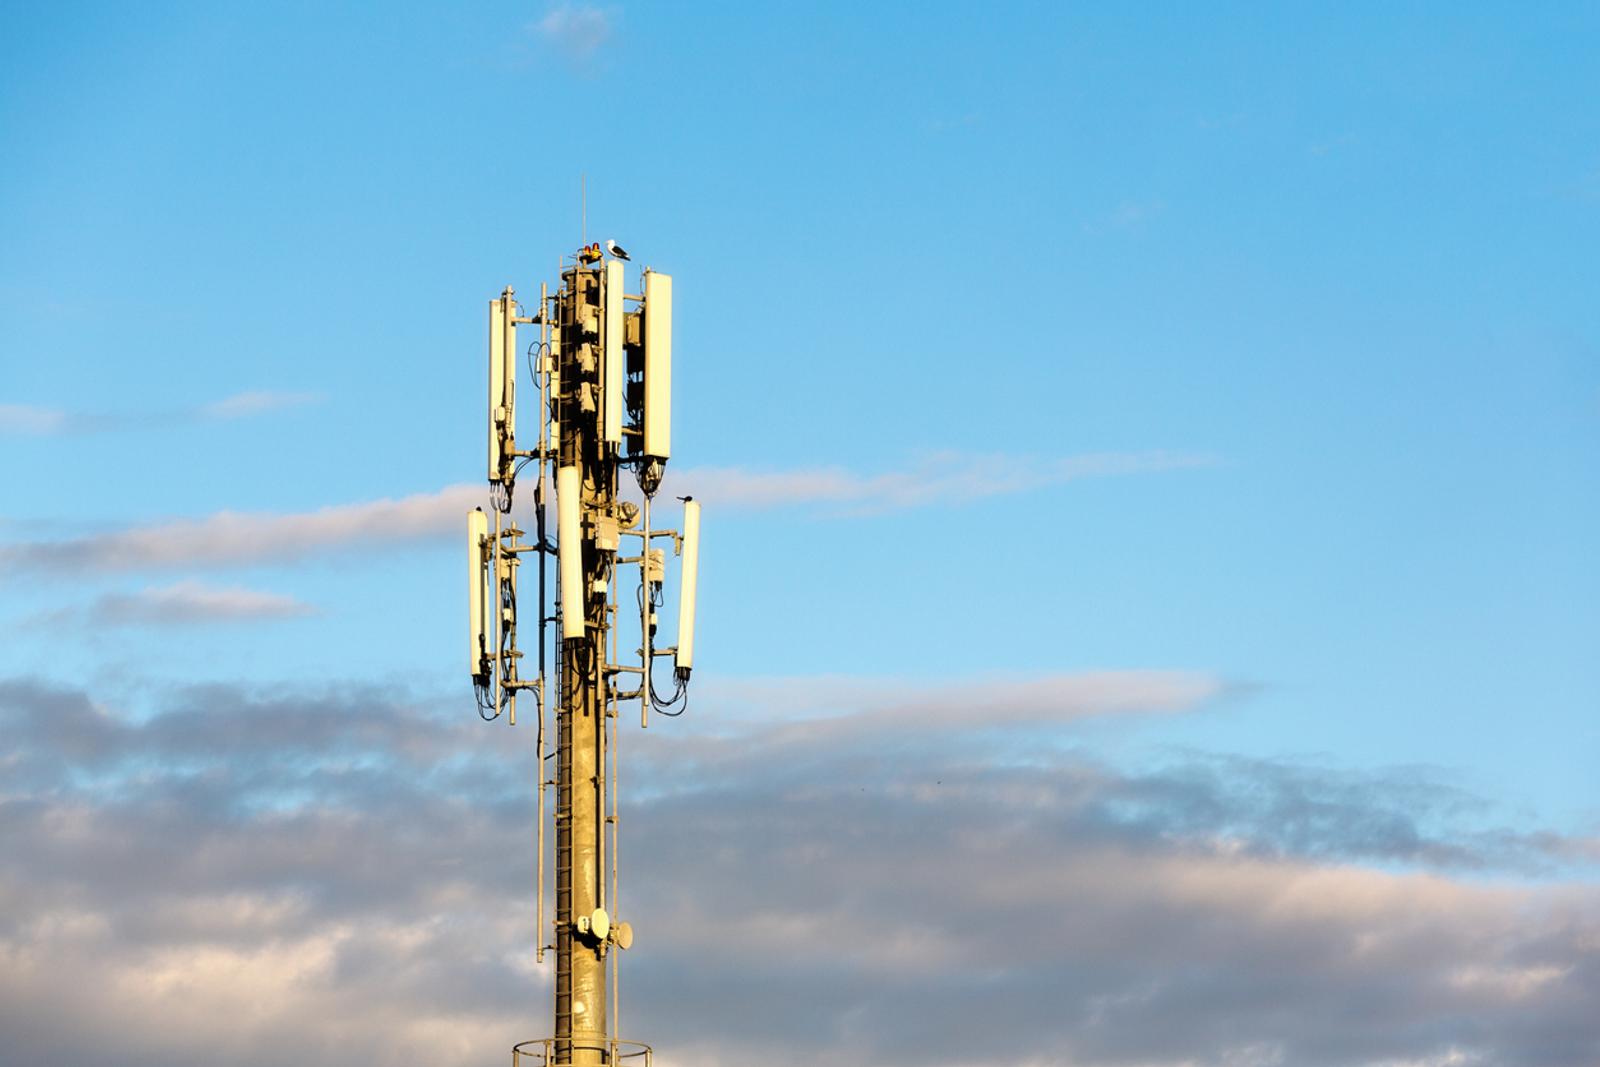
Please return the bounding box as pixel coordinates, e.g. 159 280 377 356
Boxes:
2 5 1598 1066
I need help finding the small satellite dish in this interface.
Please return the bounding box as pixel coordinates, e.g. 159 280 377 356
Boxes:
613 921 633 950
590 907 610 942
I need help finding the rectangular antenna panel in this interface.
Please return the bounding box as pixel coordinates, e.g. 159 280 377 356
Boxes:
676 498 699 673
548 326 561 449
603 259 625 446
488 299 505 481
557 466 585 638
468 509 489 677
501 294 517 458
643 271 672 459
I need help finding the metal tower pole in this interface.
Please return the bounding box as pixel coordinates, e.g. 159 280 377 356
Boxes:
476 242 688 1067
554 262 610 1065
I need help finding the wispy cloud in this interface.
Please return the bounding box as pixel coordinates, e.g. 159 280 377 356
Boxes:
661 450 1216 513
690 670 1230 740
1083 199 1168 234
0 676 1594 1067
0 451 1210 575
0 390 323 435
531 2 613 60
1 485 479 573
15 582 317 631
197 390 323 420
922 112 982 133
93 581 317 625
0 403 68 434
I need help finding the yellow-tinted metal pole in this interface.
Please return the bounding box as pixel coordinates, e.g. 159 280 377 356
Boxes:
472 245 686 1067
554 263 610 1064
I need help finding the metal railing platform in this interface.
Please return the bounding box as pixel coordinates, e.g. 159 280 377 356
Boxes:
512 1037 653 1067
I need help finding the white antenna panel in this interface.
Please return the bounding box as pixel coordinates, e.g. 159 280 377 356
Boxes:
557 466 585 638
501 294 517 458
489 298 505 481
468 508 489 677
675 498 699 675
643 271 671 460
602 259 625 446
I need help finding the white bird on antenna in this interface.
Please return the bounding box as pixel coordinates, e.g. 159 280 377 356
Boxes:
605 238 630 261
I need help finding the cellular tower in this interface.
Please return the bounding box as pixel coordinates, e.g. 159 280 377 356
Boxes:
468 240 699 1067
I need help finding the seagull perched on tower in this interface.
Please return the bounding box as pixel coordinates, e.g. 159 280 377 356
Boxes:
605 238 630 261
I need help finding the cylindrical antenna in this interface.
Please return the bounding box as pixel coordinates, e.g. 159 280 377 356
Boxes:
557 466 585 639
675 499 700 678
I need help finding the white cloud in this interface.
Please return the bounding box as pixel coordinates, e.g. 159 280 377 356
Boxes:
1 676 1596 1067
692 670 1226 739
1084 199 1168 234
1 451 1210 574
533 2 613 59
0 390 323 435
0 403 68 434
661 450 1217 513
94 581 317 625
2 485 482 572
199 391 324 420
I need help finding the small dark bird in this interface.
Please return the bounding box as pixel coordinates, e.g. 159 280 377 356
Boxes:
605 239 629 261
